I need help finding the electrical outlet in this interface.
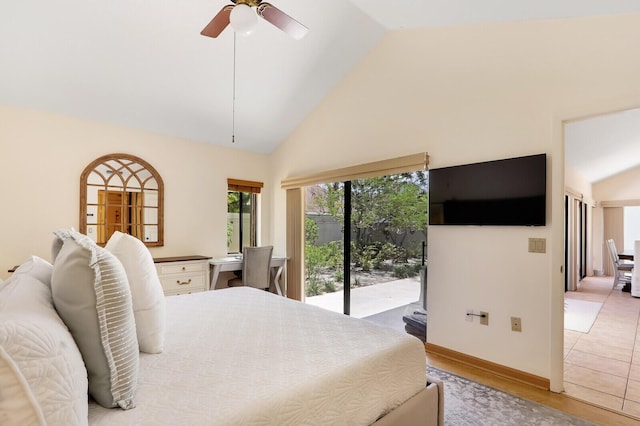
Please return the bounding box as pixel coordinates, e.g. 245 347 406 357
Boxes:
511 316 522 332
466 309 474 322
480 311 489 326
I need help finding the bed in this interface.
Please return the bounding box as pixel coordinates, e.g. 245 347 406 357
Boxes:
0 231 443 426
88 287 442 425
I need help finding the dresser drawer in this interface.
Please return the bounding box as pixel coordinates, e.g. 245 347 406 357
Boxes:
157 261 206 276
159 274 206 295
153 255 211 296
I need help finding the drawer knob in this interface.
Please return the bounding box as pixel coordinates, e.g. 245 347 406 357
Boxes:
181 266 186 271
177 279 192 286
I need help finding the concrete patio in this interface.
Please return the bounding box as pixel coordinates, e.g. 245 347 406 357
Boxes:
305 276 421 322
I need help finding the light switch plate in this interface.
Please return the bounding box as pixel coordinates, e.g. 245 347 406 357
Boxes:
528 238 546 253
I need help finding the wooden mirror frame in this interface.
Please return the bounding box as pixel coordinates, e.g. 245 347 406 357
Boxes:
80 153 164 247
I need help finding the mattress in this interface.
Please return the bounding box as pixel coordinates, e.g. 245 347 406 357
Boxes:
88 287 427 425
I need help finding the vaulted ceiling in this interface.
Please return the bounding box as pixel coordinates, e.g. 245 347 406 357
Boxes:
2 1 640 180
565 108 640 183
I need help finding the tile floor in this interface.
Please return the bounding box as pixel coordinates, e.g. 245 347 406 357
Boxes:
564 276 640 417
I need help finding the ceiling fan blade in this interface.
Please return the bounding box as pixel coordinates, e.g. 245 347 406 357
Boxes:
257 3 308 40
201 5 234 38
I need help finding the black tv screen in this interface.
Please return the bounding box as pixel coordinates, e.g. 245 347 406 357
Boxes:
429 154 546 226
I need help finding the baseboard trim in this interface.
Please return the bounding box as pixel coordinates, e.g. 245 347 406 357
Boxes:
425 343 550 390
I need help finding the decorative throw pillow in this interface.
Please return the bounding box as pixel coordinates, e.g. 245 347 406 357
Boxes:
13 255 53 288
106 231 166 354
51 230 139 409
0 274 88 426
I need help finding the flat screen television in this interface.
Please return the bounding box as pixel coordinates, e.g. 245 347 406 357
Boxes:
429 154 546 226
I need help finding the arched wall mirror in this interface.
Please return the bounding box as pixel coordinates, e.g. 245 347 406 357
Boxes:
80 153 164 247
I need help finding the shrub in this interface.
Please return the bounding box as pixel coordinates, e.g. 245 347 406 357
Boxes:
324 280 337 293
393 263 422 279
305 243 330 296
306 279 322 297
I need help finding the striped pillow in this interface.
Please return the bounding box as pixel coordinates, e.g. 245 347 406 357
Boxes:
51 230 139 409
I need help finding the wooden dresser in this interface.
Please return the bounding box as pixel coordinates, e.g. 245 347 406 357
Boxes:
153 255 212 296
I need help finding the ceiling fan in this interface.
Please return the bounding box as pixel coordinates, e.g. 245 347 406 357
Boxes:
201 0 308 40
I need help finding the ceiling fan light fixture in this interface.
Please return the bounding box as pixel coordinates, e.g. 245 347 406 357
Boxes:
229 4 257 36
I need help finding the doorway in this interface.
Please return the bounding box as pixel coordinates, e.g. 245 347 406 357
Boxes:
98 190 125 242
563 109 640 417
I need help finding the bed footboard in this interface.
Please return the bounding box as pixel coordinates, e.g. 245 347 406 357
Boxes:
371 376 444 426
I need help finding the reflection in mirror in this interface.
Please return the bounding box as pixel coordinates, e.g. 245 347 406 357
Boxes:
80 154 164 247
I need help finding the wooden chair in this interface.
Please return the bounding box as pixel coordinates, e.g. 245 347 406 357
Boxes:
606 239 633 291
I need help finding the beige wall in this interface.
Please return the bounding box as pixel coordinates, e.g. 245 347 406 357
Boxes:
271 14 640 391
0 105 272 279
565 165 593 202
594 165 640 202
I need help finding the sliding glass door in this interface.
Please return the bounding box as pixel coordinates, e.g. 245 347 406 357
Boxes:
305 172 428 321
350 174 427 319
304 182 345 315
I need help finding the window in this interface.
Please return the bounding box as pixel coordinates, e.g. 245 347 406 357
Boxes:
227 179 263 253
624 206 640 251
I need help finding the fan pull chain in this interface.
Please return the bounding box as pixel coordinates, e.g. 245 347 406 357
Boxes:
232 32 236 144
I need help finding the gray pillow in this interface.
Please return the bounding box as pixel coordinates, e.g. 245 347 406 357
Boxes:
51 231 139 409
51 227 73 263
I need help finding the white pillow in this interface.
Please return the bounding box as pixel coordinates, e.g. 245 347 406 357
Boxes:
13 256 53 288
106 231 166 354
51 230 139 410
0 274 88 426
51 227 74 263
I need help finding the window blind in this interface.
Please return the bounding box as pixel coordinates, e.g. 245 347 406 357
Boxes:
281 153 429 189
228 178 263 194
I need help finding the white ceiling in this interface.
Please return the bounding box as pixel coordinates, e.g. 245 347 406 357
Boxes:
1 0 640 179
565 108 640 183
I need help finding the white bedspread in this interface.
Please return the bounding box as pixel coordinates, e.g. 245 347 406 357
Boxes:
88 287 426 425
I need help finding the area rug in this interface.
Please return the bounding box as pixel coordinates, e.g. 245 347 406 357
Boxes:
427 367 596 426
564 299 603 333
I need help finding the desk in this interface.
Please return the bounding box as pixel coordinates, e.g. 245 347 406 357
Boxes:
619 250 634 261
209 256 288 296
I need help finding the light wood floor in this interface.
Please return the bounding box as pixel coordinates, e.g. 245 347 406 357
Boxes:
427 353 640 426
564 276 640 418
